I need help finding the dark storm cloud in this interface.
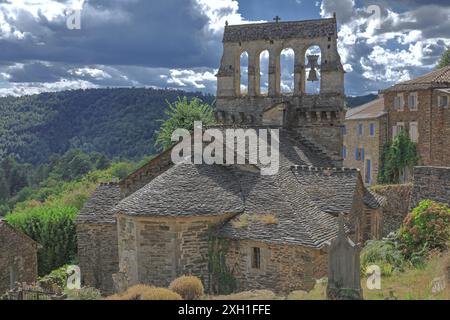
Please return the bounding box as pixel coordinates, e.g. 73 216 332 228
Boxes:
0 0 218 69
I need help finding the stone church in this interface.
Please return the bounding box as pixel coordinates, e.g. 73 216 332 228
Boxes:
76 16 385 295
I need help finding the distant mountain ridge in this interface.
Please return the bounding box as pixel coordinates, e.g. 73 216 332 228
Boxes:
346 94 379 108
0 88 376 165
0 88 214 165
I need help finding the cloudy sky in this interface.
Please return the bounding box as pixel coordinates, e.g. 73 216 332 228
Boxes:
0 0 449 97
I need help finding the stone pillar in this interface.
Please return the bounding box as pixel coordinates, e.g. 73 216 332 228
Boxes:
294 48 305 95
268 49 280 97
247 50 258 97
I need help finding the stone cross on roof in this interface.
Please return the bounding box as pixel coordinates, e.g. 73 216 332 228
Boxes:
273 15 281 23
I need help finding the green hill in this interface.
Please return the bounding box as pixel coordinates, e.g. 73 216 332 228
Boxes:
0 88 214 165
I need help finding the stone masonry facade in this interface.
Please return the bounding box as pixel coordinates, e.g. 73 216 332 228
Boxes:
224 240 327 294
0 221 38 295
114 214 234 292
343 98 388 186
410 166 450 209
76 224 118 294
382 68 450 167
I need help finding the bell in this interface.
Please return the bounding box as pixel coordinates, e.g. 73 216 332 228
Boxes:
306 54 320 82
307 69 318 82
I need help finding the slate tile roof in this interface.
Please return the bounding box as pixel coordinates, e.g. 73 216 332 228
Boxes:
345 97 386 120
113 163 245 217
83 129 384 248
382 66 450 92
76 182 122 224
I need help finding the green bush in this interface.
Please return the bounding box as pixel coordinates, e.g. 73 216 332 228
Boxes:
39 265 70 289
5 206 78 275
169 275 204 300
399 200 450 263
361 240 405 276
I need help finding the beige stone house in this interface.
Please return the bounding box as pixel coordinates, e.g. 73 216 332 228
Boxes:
381 66 450 167
343 97 388 185
0 220 39 295
77 17 385 295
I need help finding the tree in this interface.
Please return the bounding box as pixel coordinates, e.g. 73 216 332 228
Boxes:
154 97 216 151
437 47 450 69
378 130 419 184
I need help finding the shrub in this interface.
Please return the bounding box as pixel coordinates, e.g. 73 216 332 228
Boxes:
5 206 78 275
361 240 404 276
39 265 70 289
141 287 182 300
399 200 450 263
169 276 204 300
105 285 181 300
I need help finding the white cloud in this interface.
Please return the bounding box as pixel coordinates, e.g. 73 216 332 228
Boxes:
0 78 97 97
166 69 217 89
69 67 112 80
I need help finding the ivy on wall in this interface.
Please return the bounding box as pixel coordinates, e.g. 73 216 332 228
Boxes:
378 130 419 185
207 229 236 295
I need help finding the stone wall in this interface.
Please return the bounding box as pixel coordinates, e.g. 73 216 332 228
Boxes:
0 222 38 295
370 184 412 237
119 149 173 197
344 115 388 186
224 240 327 294
384 89 450 167
76 223 119 294
115 214 233 292
410 166 450 209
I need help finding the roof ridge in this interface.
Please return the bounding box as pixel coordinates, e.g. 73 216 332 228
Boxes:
291 165 360 173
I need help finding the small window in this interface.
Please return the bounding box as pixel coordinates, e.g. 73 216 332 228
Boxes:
358 124 363 136
342 146 347 159
409 93 418 111
394 94 404 111
369 123 375 137
355 147 364 161
251 247 261 269
397 122 405 133
409 122 419 142
438 95 449 107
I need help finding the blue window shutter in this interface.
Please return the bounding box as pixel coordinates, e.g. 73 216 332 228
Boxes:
355 147 359 160
362 148 365 160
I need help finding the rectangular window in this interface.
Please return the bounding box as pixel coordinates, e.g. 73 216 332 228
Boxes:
409 93 418 111
409 122 419 142
365 159 372 185
251 247 261 269
355 147 364 161
392 125 398 140
369 123 375 137
395 94 404 111
397 122 405 134
438 95 449 107
342 146 347 159
358 124 363 136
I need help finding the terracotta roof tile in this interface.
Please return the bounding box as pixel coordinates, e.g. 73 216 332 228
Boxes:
383 66 450 92
345 97 386 120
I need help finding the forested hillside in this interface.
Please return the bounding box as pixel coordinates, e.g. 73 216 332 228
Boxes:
0 88 214 165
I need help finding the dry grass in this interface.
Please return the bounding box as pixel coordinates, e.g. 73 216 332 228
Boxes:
211 252 449 301
231 213 250 229
259 214 279 225
169 275 204 300
105 284 182 300
231 213 279 229
207 290 282 300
